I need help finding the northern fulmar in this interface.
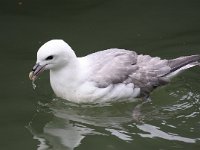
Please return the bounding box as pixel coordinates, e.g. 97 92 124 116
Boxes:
29 40 200 103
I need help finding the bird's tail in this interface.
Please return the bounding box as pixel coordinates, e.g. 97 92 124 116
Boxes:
163 55 200 78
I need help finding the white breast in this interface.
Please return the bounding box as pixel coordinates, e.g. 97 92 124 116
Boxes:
75 82 141 103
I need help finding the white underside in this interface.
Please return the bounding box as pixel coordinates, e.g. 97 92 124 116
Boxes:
50 75 141 103
50 57 141 103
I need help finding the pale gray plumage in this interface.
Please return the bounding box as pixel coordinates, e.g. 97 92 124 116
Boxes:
86 49 200 97
87 49 138 87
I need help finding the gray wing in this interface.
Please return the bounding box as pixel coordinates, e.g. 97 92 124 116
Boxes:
130 55 171 96
86 49 199 97
86 48 139 88
86 49 171 92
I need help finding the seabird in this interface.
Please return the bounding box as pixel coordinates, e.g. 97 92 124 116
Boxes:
29 40 200 103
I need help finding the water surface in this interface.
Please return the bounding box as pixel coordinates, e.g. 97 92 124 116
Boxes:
0 0 200 150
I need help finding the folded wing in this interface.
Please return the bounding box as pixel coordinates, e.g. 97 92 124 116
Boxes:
86 49 199 97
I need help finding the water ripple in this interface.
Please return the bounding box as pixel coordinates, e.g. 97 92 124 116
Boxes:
136 124 197 143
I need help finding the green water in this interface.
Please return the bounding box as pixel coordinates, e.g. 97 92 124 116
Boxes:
0 0 200 149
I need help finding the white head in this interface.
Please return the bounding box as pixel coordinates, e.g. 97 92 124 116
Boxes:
29 39 76 80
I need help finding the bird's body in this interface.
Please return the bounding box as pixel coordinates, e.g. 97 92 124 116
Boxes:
29 40 200 103
50 52 141 103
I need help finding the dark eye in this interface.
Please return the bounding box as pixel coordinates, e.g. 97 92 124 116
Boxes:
45 55 54 60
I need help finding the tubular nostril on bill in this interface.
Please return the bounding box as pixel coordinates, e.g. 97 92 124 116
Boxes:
32 63 39 71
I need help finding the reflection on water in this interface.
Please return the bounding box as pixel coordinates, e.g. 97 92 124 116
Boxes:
27 99 134 149
136 124 196 143
27 90 200 150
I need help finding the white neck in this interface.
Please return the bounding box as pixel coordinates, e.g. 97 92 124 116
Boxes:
49 58 82 100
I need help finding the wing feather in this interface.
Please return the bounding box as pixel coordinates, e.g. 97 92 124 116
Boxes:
86 49 171 96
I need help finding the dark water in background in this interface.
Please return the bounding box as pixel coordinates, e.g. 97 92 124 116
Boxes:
0 0 200 149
